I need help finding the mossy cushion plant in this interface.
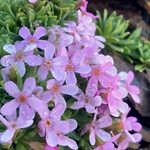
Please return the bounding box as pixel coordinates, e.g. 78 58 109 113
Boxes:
96 9 150 72
0 0 77 57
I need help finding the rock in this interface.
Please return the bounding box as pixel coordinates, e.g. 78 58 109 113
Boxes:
89 0 150 39
141 127 150 142
138 0 150 15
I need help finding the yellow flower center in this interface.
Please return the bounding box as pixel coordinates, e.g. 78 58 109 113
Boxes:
18 95 27 103
52 84 60 93
66 63 75 71
28 37 36 43
44 119 51 127
92 68 101 76
44 60 52 67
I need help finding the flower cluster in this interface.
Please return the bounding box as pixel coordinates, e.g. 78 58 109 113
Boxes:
0 0 142 149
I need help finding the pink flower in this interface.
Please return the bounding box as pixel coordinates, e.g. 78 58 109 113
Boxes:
1 44 42 77
46 79 78 107
100 76 128 117
71 81 102 113
79 0 98 19
0 113 33 143
38 105 78 149
1 77 47 119
63 21 86 42
49 25 73 48
122 109 142 142
62 53 91 84
113 109 142 150
37 43 65 81
19 26 49 50
125 71 140 103
87 62 114 88
82 111 112 146
94 134 121 150
44 145 59 150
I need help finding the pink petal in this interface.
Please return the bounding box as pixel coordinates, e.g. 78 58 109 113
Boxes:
23 77 36 94
46 128 58 147
1 55 14 67
50 104 65 120
38 121 46 137
1 100 19 116
118 101 129 113
86 105 96 113
118 139 129 150
37 40 50 49
125 130 136 142
25 55 42 66
76 65 91 74
132 133 142 142
96 129 111 141
54 95 67 110
19 27 31 39
127 71 134 84
71 101 84 109
33 27 46 39
60 84 78 96
89 129 96 145
107 95 118 114
101 62 112 72
0 129 15 143
86 78 98 97
16 62 26 77
40 91 52 103
130 93 140 103
96 115 112 128
95 36 106 42
59 34 73 47
4 81 20 97
24 44 37 52
132 122 142 132
44 44 55 59
71 51 84 65
19 104 35 120
28 97 49 115
129 85 140 94
38 66 49 81
46 79 56 89
58 136 78 150
56 119 77 134
3 44 16 54
17 118 33 128
92 96 102 107
51 68 65 81
66 72 77 84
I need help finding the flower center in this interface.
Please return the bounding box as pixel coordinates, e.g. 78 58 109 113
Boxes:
92 68 101 76
11 123 17 129
44 60 52 68
52 84 60 93
66 63 75 71
28 37 36 43
15 51 25 61
18 95 27 103
44 119 51 127
85 97 90 103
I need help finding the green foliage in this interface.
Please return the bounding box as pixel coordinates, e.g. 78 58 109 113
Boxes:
0 0 77 57
96 9 150 72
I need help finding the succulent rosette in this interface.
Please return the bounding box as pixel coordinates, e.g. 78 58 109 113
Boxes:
0 0 142 150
